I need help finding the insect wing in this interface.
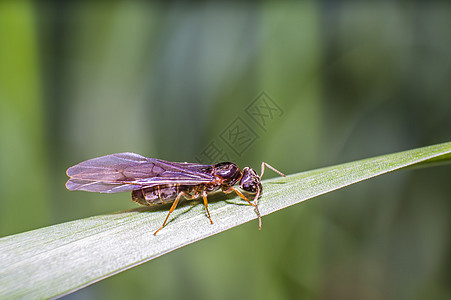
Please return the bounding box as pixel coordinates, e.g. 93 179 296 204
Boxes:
66 152 214 193
65 179 142 193
66 152 154 193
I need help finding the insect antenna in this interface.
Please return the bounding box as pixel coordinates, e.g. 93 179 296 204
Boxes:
259 162 286 179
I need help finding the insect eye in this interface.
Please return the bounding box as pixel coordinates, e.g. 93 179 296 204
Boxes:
242 182 257 193
239 167 261 193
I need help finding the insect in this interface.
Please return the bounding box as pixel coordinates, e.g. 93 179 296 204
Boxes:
66 152 285 235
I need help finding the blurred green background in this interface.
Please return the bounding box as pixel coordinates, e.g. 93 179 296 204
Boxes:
1 1 451 299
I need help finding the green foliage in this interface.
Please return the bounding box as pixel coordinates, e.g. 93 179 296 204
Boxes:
0 142 450 299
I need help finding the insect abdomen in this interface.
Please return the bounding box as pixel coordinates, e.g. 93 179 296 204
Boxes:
132 185 184 205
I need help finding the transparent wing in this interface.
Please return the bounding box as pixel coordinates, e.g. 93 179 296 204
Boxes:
65 152 214 193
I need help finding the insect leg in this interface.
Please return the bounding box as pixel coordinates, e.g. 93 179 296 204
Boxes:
201 190 213 224
223 187 262 229
260 162 286 179
153 191 186 235
183 192 199 200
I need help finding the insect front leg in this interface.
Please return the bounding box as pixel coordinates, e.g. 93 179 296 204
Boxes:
223 187 262 229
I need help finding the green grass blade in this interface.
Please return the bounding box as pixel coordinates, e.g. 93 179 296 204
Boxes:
0 142 450 298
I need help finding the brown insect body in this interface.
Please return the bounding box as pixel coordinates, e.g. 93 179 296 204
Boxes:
65 153 285 234
132 162 242 205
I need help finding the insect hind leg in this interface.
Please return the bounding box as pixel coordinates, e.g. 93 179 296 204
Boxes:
154 191 186 235
201 190 213 224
